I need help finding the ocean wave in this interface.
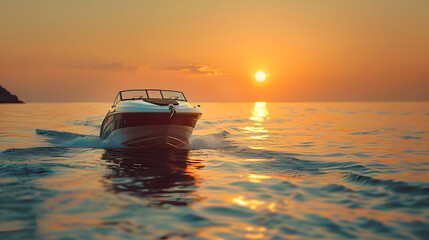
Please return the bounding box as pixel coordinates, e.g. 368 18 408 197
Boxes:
1 146 71 159
401 135 422 140
349 130 380 135
344 173 429 195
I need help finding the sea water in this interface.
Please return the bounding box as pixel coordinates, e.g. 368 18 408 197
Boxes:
0 102 428 239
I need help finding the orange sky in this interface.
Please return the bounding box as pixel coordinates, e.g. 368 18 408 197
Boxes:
1 1 428 102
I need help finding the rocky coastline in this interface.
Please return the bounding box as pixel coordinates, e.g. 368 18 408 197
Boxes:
0 85 24 103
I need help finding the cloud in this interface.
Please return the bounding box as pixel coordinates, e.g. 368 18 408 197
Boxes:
92 62 138 73
161 64 221 76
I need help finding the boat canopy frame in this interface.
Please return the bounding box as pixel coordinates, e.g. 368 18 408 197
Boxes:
113 89 187 106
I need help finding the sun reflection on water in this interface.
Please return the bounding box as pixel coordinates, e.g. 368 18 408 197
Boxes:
248 174 271 183
231 196 266 210
250 102 270 122
242 102 271 149
230 194 277 222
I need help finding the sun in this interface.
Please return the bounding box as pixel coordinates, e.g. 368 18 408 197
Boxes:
255 71 266 82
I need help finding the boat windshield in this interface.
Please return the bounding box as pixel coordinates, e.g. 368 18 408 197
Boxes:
119 90 187 101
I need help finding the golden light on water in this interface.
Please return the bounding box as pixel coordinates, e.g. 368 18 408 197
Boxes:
245 226 266 239
255 71 266 82
249 174 271 179
249 102 269 122
232 196 265 210
249 174 272 183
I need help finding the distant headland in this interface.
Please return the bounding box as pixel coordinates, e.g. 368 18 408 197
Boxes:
0 85 24 103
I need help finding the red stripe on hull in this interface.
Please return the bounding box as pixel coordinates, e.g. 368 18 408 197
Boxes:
100 112 201 140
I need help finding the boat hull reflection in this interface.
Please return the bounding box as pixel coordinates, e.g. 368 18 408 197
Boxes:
101 148 203 206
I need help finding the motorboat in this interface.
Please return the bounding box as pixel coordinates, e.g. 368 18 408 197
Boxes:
100 89 202 148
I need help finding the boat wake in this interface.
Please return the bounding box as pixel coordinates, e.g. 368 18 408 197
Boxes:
36 129 125 148
35 129 232 150
187 130 231 149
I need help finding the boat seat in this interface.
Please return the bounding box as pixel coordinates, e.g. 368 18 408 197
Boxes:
143 99 179 106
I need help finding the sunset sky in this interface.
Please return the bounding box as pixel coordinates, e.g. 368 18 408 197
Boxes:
1 0 428 102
